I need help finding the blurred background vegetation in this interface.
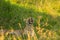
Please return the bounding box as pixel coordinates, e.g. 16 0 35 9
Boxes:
0 0 60 40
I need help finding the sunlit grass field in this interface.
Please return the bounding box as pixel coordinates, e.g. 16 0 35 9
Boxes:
0 0 60 40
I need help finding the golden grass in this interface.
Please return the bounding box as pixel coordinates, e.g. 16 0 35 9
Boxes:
1 0 60 40
0 32 4 40
0 27 4 40
7 0 60 17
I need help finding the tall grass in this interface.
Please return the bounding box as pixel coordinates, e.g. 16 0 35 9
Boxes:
0 0 60 40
